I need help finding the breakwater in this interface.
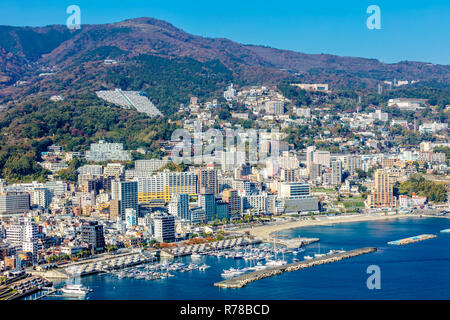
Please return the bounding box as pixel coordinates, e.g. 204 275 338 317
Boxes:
214 247 377 288
388 234 437 245
272 237 319 249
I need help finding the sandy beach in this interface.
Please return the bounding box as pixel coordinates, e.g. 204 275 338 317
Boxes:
238 214 412 241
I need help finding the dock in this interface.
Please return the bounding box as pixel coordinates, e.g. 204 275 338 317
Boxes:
271 237 319 249
161 237 262 258
30 252 157 280
214 247 377 288
388 234 437 245
0 275 52 300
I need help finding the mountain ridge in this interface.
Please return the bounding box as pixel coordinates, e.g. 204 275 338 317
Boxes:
0 17 449 101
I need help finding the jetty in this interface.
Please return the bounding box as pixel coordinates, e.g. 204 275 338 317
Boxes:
272 237 319 249
388 234 437 245
214 247 377 288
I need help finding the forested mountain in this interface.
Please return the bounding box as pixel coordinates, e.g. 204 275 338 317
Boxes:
1 17 449 105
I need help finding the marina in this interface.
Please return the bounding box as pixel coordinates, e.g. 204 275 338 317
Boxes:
36 218 450 300
30 251 157 280
214 247 377 288
387 234 438 245
161 237 262 257
0 275 52 300
106 242 318 281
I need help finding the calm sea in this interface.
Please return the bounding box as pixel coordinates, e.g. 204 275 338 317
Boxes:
42 217 450 300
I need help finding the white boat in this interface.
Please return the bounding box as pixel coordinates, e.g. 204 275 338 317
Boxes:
304 255 313 260
327 249 344 255
314 243 325 258
191 253 201 259
233 252 243 259
265 259 287 267
254 264 267 271
221 267 245 278
61 284 91 296
199 264 210 271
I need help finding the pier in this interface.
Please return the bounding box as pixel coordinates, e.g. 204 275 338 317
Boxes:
162 237 262 258
0 275 52 300
214 247 377 288
271 237 319 249
30 252 157 280
388 234 437 245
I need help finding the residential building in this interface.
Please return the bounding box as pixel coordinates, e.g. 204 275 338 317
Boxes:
153 213 175 242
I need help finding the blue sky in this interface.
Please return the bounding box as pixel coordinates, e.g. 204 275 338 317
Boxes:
0 0 449 64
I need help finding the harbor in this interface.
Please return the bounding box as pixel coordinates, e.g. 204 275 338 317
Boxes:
35 218 450 300
214 247 377 288
30 251 157 280
387 234 438 245
160 237 262 257
271 237 319 249
0 274 52 300
110 240 311 281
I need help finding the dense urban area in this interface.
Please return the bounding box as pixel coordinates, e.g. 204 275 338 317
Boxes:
0 78 449 299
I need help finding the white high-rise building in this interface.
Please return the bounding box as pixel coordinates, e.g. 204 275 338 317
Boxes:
85 140 132 162
313 150 331 167
224 84 236 101
6 217 38 265
0 192 30 217
137 171 197 203
31 188 51 208
168 194 189 220
331 160 343 186
153 213 175 242
78 165 103 176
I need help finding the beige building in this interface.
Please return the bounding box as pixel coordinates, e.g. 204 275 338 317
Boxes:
366 169 396 208
291 83 329 92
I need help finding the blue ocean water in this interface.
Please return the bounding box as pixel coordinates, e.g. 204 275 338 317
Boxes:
43 217 450 300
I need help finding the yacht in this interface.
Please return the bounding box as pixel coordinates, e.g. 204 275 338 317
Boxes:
292 248 305 254
254 263 267 271
327 249 345 255
265 259 287 267
303 255 313 260
233 252 243 259
61 284 91 296
199 264 210 271
191 253 201 259
221 267 245 278
314 243 325 258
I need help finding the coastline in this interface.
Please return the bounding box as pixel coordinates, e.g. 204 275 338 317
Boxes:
238 213 414 241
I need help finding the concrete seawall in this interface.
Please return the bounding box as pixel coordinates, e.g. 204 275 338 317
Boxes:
214 247 377 288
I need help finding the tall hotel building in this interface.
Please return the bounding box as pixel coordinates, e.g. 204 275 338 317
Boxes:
367 169 396 208
111 180 139 219
195 167 219 195
0 192 30 217
137 170 197 203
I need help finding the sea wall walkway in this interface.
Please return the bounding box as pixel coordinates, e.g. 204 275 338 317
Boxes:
214 247 377 288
